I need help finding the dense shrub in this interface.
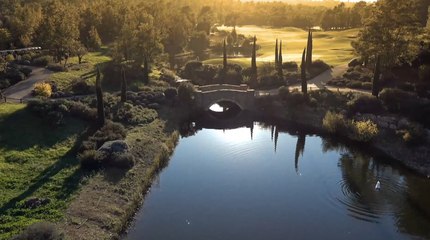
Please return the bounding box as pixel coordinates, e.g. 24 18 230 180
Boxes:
71 80 94 95
88 121 127 149
347 95 384 115
21 54 32 62
278 86 290 100
0 79 11 89
379 88 419 113
47 64 67 72
309 89 348 109
284 90 309 106
79 149 135 170
5 67 25 83
350 120 379 142
346 80 363 89
164 87 178 100
282 61 298 71
32 56 53 67
5 54 14 62
12 222 64 240
309 60 330 76
111 102 157 125
178 82 195 104
19 67 32 77
397 123 427 145
323 111 348 134
33 82 52 98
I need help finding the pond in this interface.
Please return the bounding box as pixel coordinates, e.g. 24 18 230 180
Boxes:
126 118 430 240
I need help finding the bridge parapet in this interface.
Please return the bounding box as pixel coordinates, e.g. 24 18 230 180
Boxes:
196 84 249 92
194 84 255 111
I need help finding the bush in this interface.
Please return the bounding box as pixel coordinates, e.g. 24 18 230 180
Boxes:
346 80 363 89
12 222 64 240
33 82 52 98
32 56 53 67
47 64 66 72
278 86 290 100
5 67 25 83
285 90 309 107
282 61 298 71
71 80 94 95
109 152 135 169
21 54 32 62
79 150 135 170
309 60 330 76
19 67 32 77
6 54 15 62
0 79 11 89
47 110 64 126
65 100 97 121
347 95 384 115
88 121 127 149
323 111 348 134
111 102 157 125
79 150 103 170
379 88 419 113
398 123 427 145
178 82 195 104
164 87 178 100
350 120 379 142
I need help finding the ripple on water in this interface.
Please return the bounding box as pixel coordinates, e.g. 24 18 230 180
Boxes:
320 174 408 224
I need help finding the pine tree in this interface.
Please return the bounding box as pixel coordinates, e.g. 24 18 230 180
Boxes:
301 48 307 95
96 67 105 127
121 66 127 103
223 39 227 70
306 29 313 69
372 55 381 97
275 39 279 66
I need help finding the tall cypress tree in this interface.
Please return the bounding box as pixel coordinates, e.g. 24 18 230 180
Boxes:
143 57 149 84
223 39 227 71
306 29 313 69
278 40 283 78
251 35 257 74
275 39 279 66
96 67 105 127
250 35 258 85
372 55 381 97
121 66 127 103
301 48 307 95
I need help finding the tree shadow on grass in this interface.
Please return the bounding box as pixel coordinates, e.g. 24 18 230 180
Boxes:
0 122 91 215
0 108 84 151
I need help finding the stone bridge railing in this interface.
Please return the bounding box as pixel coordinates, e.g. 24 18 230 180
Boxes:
195 84 255 111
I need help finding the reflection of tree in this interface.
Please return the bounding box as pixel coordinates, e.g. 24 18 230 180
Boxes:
294 134 306 174
274 126 279 152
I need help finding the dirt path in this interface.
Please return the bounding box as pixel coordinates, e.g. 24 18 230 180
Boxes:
255 63 371 96
2 66 53 100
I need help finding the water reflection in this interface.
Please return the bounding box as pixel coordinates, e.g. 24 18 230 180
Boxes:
127 120 430 240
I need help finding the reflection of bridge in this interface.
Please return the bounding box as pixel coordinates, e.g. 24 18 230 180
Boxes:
194 84 256 111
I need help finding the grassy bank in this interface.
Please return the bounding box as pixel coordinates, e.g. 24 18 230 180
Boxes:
0 103 87 239
205 26 358 67
49 48 112 91
60 116 180 239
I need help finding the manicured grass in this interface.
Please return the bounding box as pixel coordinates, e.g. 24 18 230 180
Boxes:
205 26 358 67
0 103 87 239
49 47 112 91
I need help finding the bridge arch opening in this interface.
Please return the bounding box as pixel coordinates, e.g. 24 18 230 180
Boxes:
208 100 242 118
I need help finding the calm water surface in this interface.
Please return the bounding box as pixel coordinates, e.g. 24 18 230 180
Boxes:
127 123 430 240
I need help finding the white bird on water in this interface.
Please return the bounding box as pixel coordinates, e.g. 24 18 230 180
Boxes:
375 181 381 191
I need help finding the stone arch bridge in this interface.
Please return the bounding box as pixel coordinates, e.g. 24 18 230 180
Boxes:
194 84 256 111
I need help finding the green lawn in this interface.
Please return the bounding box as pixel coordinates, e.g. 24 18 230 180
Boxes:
0 104 87 239
49 48 112 91
205 26 359 67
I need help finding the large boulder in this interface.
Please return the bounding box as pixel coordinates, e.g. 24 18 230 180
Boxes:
98 140 129 154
